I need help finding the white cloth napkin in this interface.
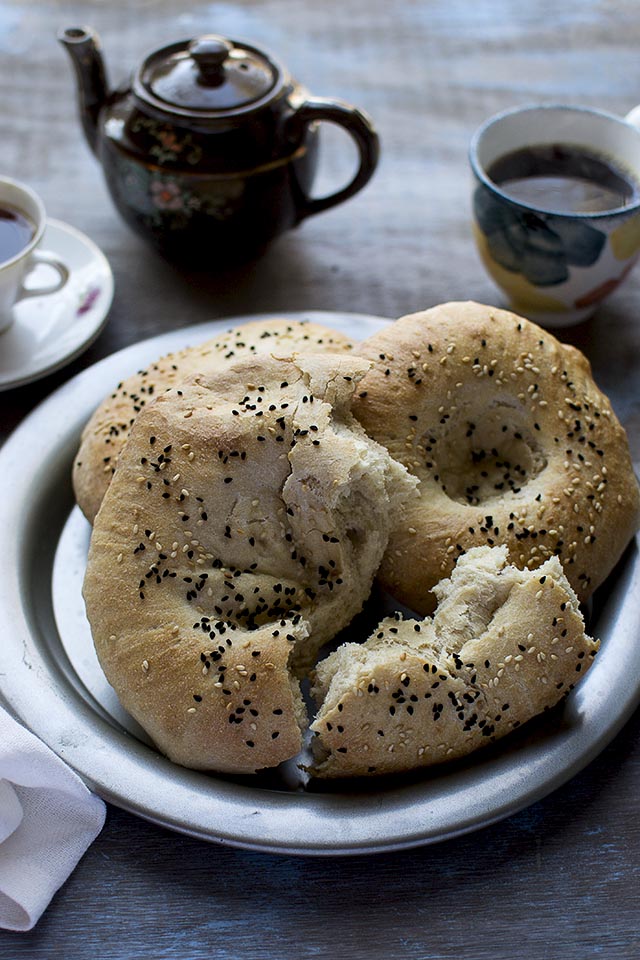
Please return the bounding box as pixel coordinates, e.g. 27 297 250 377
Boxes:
0 705 106 931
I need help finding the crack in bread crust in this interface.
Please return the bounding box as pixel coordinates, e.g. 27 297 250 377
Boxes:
74 318 356 524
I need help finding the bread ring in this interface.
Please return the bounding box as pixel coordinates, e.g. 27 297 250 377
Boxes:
83 352 415 774
310 545 598 777
74 318 355 523
352 301 640 613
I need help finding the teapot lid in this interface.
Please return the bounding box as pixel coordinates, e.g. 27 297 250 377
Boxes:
135 35 282 116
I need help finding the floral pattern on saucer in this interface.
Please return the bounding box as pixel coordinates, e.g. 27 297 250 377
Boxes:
0 219 113 390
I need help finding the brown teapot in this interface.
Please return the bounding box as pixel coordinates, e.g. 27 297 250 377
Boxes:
59 27 380 264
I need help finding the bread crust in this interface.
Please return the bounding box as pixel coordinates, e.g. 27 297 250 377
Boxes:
74 318 355 523
310 546 598 777
83 352 414 773
352 301 640 613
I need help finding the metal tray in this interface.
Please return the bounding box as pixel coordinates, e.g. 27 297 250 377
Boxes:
1 311 639 856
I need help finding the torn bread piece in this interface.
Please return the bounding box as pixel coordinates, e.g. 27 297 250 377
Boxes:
310 545 598 777
83 352 416 774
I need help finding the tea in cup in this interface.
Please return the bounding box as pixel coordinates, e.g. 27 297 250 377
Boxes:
470 104 640 326
0 176 68 334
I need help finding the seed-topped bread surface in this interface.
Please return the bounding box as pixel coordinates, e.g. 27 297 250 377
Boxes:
83 352 415 774
352 301 640 613
310 545 598 777
74 317 356 523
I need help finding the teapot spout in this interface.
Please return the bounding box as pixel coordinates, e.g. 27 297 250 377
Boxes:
58 26 108 155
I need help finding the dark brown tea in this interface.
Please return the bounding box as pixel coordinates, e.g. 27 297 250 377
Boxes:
487 143 639 213
0 204 35 264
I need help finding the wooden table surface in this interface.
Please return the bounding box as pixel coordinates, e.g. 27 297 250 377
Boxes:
1 1 640 956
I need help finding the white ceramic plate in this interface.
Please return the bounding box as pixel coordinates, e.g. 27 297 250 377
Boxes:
0 218 113 390
0 312 638 855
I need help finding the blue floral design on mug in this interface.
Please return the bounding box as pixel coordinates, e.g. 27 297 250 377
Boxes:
473 184 606 287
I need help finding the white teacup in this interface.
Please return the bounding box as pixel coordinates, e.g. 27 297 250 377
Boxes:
0 177 68 335
470 104 640 326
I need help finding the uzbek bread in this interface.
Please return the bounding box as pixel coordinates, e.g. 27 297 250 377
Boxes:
352 301 640 613
83 352 415 773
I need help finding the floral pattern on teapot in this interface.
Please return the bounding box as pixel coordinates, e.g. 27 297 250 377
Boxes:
112 153 246 231
129 116 203 166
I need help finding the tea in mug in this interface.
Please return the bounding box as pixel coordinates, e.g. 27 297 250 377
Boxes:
0 204 35 264
487 143 639 214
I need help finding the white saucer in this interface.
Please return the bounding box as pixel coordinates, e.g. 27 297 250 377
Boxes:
0 218 114 391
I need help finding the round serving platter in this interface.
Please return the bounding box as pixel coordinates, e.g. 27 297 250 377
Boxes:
0 310 639 856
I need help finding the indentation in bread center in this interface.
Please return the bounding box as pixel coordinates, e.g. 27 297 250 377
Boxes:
426 398 548 506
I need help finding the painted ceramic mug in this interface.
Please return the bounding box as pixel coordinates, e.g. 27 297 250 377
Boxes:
0 176 68 334
470 104 640 326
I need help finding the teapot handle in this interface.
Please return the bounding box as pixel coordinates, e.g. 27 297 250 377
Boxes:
285 98 380 219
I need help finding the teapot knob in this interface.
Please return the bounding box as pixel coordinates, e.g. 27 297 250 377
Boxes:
189 35 233 87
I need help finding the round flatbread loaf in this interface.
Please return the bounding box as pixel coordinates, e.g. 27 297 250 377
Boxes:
74 317 355 523
310 545 598 777
83 352 415 774
352 301 640 613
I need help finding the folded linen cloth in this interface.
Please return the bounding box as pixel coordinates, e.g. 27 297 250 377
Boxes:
0 705 106 931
